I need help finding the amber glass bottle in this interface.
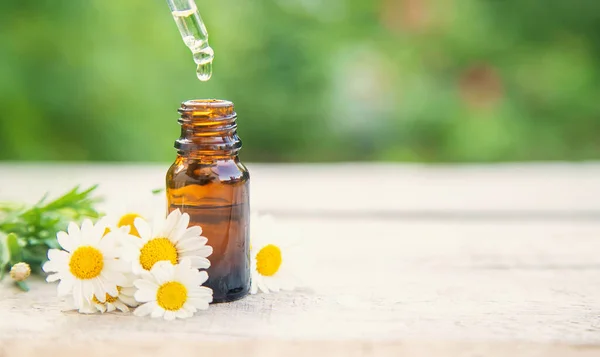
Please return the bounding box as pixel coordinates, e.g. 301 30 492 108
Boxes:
166 99 250 303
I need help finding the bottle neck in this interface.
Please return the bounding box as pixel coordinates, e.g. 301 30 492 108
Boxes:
175 99 242 158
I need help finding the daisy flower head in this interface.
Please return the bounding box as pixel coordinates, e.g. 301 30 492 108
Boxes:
121 209 213 275
42 219 130 309
76 274 139 314
133 258 213 320
250 214 298 294
95 215 131 239
101 201 160 238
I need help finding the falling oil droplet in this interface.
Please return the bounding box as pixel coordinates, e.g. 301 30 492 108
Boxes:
192 47 214 82
196 62 212 81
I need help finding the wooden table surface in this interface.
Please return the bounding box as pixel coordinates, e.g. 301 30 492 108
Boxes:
1 163 599 357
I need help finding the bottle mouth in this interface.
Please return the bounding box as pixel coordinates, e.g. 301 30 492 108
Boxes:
179 99 235 120
181 99 233 110
176 99 241 156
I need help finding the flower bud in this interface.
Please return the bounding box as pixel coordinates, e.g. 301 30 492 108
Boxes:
10 262 31 282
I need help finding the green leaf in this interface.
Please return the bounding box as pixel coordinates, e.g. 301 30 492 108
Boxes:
0 185 101 281
151 188 164 195
15 281 29 292
6 233 22 264
0 234 8 281
0 234 7 265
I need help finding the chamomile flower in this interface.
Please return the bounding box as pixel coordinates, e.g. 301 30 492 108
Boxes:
121 209 212 274
42 219 129 309
250 214 298 294
133 259 213 320
101 205 154 238
95 216 131 239
76 275 139 314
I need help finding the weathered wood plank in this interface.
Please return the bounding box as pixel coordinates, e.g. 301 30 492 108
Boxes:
1 164 599 356
0 163 599 214
1 219 599 349
2 339 600 357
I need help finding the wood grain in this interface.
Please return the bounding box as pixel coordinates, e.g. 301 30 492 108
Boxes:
0 164 599 356
1 163 599 215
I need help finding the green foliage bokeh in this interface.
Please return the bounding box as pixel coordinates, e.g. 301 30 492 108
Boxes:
1 0 599 162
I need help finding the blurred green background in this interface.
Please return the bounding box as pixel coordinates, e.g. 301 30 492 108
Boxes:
1 0 599 162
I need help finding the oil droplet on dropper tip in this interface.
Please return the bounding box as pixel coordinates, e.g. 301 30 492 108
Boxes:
169 1 214 82
196 62 213 81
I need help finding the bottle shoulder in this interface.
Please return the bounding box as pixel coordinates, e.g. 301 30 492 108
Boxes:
167 157 249 185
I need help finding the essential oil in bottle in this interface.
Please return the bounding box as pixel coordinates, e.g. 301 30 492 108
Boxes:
166 99 250 302
166 0 214 81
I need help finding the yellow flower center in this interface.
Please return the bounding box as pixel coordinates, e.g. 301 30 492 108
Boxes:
139 238 178 271
118 213 143 237
69 246 104 280
156 281 188 311
256 244 282 277
92 287 121 304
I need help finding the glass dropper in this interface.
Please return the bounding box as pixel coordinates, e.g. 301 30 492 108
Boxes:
165 0 214 81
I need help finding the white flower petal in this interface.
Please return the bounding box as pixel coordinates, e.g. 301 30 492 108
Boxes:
184 256 211 270
132 263 147 276
134 302 155 317
177 237 210 252
164 311 176 321
92 217 110 238
265 279 280 293
134 217 152 241
46 273 62 283
120 245 141 262
92 280 105 302
189 298 209 310
186 270 209 287
151 306 165 319
134 288 156 303
181 226 203 240
120 286 137 295
189 286 213 298
102 280 119 297
119 295 138 307
48 248 69 262
175 309 191 319
113 301 129 313
67 222 81 244
257 278 270 294
81 219 94 240
43 250 69 273
104 259 129 273
183 302 197 314
123 234 145 248
57 276 74 296
151 261 175 284
179 246 213 257
98 234 118 252
97 271 126 289
82 281 95 301
165 210 182 236
78 302 97 314
134 278 159 292
73 281 85 308
56 232 75 252
170 214 190 242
